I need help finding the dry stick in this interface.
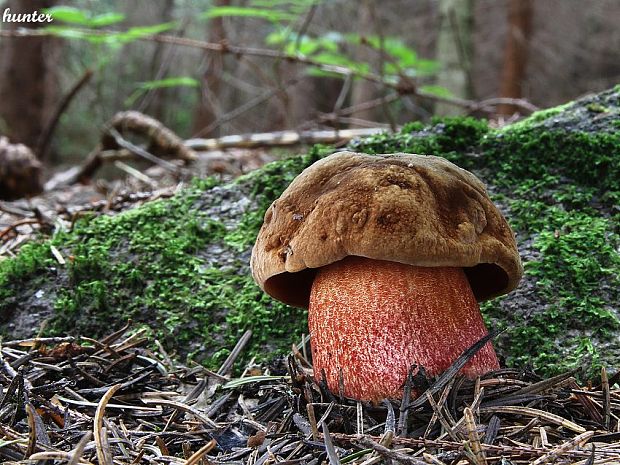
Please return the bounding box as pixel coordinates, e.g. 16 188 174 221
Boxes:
410 331 499 410
333 74 353 120
382 400 396 446
425 391 460 442
508 368 579 397
324 116 392 129
305 387 320 441
463 407 487 465
106 127 181 174
398 368 414 436
478 406 586 433
94 384 121 465
322 422 342 465
183 439 216 465
568 380 604 425
141 399 218 428
319 93 401 122
0 219 41 241
369 1 397 132
217 329 252 376
423 378 455 438
328 433 601 461
293 4 318 54
2 336 75 348
37 69 93 160
137 17 190 114
67 432 92 465
357 437 426 465
357 401 364 436
195 77 302 137
467 97 538 115
186 127 385 151
24 403 38 459
530 431 595 465
113 160 157 187
99 319 133 346
603 367 611 430
27 451 94 465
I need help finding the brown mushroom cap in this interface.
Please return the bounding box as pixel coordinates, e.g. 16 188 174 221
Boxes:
250 151 523 307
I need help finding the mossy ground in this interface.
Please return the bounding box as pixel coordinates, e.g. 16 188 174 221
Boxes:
1 87 619 377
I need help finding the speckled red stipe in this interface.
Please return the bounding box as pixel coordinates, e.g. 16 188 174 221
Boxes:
308 256 499 401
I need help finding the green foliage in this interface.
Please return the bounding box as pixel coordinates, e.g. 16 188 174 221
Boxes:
265 27 442 82
202 6 298 22
418 85 454 98
346 34 439 77
204 0 321 23
45 22 177 45
45 6 125 27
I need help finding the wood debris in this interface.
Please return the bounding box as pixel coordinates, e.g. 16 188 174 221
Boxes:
1 324 619 464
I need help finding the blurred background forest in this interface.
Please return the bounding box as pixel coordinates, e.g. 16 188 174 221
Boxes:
1 0 619 176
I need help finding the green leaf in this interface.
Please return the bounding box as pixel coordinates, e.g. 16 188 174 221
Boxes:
119 22 177 41
44 20 176 45
265 29 288 45
202 6 296 22
88 12 126 28
138 77 200 90
418 85 454 98
44 25 108 43
251 0 321 9
311 52 369 74
45 6 90 25
45 6 125 28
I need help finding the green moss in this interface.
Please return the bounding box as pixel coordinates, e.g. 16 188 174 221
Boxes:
586 103 609 113
482 88 620 194
223 145 328 252
0 175 304 368
348 116 489 169
485 209 620 377
476 87 620 377
502 103 571 132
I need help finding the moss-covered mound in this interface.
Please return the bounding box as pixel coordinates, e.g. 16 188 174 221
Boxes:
2 86 619 376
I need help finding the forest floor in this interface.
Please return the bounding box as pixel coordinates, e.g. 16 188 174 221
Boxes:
1 322 619 465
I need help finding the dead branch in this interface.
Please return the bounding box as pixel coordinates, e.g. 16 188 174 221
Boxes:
185 127 386 151
0 28 537 114
37 69 93 161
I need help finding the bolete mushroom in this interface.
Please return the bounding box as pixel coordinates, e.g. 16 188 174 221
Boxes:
251 151 522 401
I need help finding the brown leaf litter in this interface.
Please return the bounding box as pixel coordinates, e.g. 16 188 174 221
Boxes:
1 323 619 464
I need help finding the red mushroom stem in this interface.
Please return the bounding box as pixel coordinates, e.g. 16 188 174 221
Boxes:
308 255 499 401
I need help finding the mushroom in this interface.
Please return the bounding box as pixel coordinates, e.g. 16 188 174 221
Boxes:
251 151 523 401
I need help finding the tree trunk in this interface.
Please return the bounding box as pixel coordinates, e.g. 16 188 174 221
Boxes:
0 0 60 159
497 0 533 116
145 0 175 121
434 0 474 116
191 0 230 137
